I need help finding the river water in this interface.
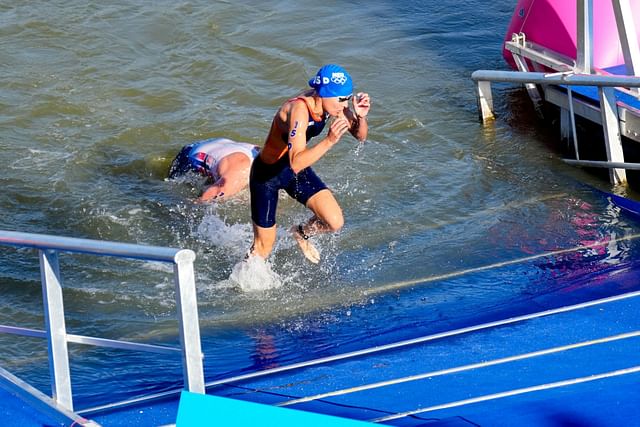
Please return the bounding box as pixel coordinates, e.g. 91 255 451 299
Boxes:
2 0 640 412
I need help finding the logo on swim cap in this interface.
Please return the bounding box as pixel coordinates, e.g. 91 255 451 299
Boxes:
331 72 348 85
308 64 353 98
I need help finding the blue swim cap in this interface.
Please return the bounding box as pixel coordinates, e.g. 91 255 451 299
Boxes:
308 64 353 98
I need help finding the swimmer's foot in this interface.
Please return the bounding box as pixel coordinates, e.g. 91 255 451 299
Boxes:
291 225 320 264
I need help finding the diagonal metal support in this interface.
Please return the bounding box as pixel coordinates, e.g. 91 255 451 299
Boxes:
513 52 544 117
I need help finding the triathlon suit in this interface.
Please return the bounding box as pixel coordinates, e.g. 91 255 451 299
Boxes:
168 138 260 181
250 97 329 228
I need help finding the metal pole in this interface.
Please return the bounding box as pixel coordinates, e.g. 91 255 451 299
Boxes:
567 88 580 159
599 86 626 184
0 230 182 262
470 70 640 88
172 249 205 394
39 249 74 411
612 0 640 83
0 231 206 412
576 0 593 74
513 53 544 115
476 80 494 122
562 159 640 169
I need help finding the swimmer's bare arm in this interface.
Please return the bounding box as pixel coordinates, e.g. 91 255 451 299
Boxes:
345 92 370 142
288 102 350 174
199 153 251 202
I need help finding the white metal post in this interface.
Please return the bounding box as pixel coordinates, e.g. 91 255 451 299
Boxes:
599 87 626 184
173 249 205 394
576 0 594 74
39 249 74 411
476 80 494 122
612 0 640 86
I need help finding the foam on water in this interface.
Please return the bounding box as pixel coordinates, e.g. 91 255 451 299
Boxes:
192 204 287 292
229 255 283 292
194 205 253 259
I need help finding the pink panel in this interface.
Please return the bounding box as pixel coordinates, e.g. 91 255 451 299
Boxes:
502 0 640 71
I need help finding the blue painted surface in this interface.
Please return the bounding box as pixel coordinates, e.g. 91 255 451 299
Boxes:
606 64 635 76
86 398 179 426
206 294 640 426
563 64 640 111
16 189 640 425
608 191 640 217
567 84 640 111
89 291 640 426
85 220 640 426
0 388 63 427
176 391 376 426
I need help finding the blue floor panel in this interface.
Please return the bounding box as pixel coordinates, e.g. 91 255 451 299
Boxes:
203 294 640 426
562 63 640 111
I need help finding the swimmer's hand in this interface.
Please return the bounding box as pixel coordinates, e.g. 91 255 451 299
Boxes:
197 187 224 203
327 116 350 145
353 92 370 119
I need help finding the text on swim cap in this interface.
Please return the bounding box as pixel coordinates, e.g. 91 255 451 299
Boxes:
312 72 348 86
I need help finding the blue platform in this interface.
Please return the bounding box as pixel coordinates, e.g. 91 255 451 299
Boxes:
79 290 640 426
4 190 640 426
203 292 640 426
564 64 640 111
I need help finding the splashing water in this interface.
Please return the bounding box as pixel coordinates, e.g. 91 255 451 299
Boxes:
195 207 253 259
230 256 283 292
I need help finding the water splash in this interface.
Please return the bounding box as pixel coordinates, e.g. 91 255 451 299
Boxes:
195 206 253 259
230 256 283 292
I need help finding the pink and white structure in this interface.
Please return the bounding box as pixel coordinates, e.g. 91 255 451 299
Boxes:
473 0 640 186
503 0 640 73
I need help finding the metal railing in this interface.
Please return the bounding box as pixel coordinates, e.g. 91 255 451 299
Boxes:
479 0 640 185
0 230 204 417
471 69 640 185
471 69 640 122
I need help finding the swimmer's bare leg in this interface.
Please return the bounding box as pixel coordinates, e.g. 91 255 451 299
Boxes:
251 223 277 259
290 223 321 264
291 189 344 264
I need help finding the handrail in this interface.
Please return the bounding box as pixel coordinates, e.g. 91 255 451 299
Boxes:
471 69 640 88
0 229 205 418
0 324 183 355
471 69 640 185
0 229 190 262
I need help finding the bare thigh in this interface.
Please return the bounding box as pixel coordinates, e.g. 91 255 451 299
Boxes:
305 189 344 232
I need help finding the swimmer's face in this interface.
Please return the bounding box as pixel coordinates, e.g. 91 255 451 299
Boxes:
322 94 352 117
